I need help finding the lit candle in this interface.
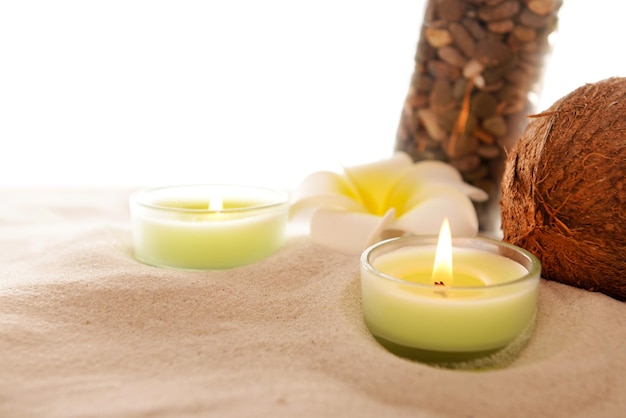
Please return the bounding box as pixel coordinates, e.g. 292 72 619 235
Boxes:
129 185 289 270
360 219 541 361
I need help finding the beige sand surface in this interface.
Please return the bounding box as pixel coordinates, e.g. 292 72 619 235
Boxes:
1 188 624 417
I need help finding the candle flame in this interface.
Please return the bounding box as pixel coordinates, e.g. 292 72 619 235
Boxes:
432 218 453 286
209 195 223 211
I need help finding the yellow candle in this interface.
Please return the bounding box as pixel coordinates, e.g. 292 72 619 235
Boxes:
360 234 541 354
130 185 288 270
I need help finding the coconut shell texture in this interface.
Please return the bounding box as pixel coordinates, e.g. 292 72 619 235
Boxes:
501 77 626 301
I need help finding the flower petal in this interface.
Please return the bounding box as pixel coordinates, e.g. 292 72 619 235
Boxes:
343 152 413 216
310 208 396 255
389 185 479 236
391 160 489 203
290 170 363 217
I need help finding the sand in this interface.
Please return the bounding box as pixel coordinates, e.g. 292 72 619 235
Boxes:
1 188 624 417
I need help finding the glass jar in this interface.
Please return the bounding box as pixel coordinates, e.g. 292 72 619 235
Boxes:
395 0 562 232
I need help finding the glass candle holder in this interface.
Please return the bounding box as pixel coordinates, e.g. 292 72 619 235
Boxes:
129 184 289 270
360 235 541 369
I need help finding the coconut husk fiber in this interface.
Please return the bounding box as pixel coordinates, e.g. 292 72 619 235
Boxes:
501 77 626 301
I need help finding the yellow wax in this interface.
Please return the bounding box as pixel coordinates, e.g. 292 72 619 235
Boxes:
155 199 265 210
361 246 538 352
403 271 485 287
130 197 288 270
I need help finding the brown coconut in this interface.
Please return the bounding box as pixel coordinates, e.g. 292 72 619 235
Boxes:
501 77 626 302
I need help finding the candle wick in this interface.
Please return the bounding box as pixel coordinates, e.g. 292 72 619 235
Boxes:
434 280 448 298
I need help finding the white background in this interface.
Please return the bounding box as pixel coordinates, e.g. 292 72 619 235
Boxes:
1 1 624 189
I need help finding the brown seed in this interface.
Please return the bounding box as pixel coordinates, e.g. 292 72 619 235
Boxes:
478 1 520 22
450 153 482 173
504 68 532 87
436 0 468 21
408 91 430 108
512 26 537 42
477 145 501 159
439 108 460 132
488 19 515 34
447 133 479 157
463 164 491 182
519 8 552 28
417 108 447 141
520 42 541 54
415 40 435 62
462 17 487 40
482 59 518 84
464 113 478 135
471 92 499 118
414 74 433 92
453 77 469 99
438 46 467 67
427 60 462 79
474 38 514 67
477 80 505 93
429 20 449 29
482 115 508 137
481 0 510 6
497 97 527 115
474 126 496 145
527 0 558 16
473 75 486 89
425 27 454 48
430 78 455 114
463 59 485 80
497 84 523 101
449 22 476 57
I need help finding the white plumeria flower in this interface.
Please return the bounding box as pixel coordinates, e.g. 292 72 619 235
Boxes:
290 152 488 254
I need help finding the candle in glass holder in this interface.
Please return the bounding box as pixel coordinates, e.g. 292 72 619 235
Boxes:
130 184 289 270
360 219 541 363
